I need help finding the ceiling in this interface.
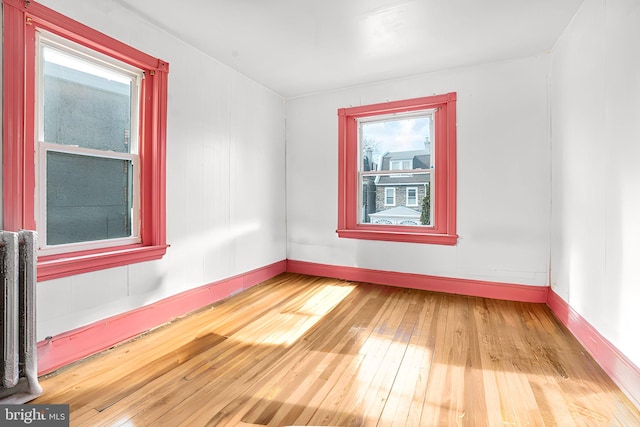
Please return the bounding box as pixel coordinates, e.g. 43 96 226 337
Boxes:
116 0 584 99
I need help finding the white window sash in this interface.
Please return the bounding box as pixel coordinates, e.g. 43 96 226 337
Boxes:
37 143 141 255
35 31 143 254
356 108 435 225
385 188 396 206
406 187 418 206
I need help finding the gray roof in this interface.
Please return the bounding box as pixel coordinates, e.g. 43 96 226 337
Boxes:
379 150 430 171
376 149 431 185
383 150 427 161
376 174 430 185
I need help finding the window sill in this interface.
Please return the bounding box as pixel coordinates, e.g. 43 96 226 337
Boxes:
337 228 458 245
38 244 169 281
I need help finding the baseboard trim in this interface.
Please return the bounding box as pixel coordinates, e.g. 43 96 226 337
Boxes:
546 289 640 408
36 258 640 411
287 259 640 408
36 260 287 376
285 259 549 303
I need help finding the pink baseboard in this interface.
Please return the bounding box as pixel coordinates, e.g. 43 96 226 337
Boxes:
286 260 640 408
285 259 549 303
37 260 286 375
36 258 640 411
547 289 640 408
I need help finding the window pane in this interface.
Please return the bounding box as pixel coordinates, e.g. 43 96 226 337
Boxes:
407 188 417 206
360 115 433 226
385 188 395 205
42 45 134 153
46 152 133 245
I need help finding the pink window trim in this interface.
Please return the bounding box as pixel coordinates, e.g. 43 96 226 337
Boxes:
2 0 169 281
337 93 458 245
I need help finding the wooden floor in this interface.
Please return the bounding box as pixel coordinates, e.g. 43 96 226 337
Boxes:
34 273 640 426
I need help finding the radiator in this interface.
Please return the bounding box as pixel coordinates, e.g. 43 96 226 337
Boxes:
0 230 42 404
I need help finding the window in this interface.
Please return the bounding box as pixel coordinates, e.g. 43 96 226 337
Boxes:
337 93 457 245
406 187 418 207
384 188 396 206
3 0 169 280
38 34 142 253
390 160 411 170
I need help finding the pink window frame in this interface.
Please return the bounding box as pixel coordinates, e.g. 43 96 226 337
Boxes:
337 93 458 245
3 0 169 280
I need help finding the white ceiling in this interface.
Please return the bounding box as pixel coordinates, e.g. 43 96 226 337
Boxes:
116 0 584 99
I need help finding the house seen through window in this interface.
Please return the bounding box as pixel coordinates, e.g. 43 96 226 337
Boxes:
337 93 457 245
360 113 433 227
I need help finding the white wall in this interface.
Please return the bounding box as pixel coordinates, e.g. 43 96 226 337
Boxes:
286 55 551 287
550 0 640 369
22 1 287 340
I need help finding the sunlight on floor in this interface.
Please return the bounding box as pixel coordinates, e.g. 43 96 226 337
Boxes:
113 419 136 427
231 284 355 346
352 334 434 422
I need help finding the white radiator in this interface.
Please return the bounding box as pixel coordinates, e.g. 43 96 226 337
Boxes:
0 230 42 404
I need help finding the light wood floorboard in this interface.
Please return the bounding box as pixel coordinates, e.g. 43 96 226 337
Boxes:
33 273 640 426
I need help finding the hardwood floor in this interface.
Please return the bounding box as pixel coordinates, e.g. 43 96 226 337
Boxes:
33 273 640 426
